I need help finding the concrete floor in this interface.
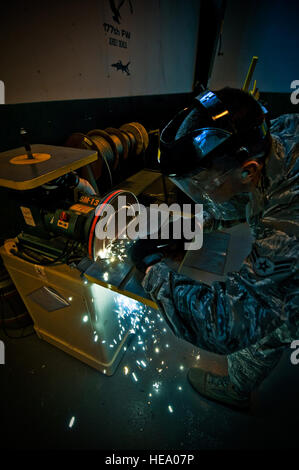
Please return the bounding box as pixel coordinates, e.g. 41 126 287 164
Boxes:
1 224 298 450
1 322 298 450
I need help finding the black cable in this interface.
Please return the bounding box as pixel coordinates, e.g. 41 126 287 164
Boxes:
11 249 65 267
101 151 113 188
217 18 224 57
217 31 224 56
23 239 71 265
11 239 73 267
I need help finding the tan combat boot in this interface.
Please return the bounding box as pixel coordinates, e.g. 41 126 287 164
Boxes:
187 367 251 409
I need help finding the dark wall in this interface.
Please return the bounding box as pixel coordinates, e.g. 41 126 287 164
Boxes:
259 92 299 121
0 93 193 153
0 90 295 155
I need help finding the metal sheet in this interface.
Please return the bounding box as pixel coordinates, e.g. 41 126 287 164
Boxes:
181 231 230 275
27 285 70 312
84 259 157 309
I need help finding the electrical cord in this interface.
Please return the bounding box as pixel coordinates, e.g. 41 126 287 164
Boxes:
101 151 113 188
11 240 85 273
11 240 73 267
11 249 65 267
63 241 84 264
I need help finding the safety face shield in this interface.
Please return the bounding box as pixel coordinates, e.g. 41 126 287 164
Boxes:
159 89 270 219
160 89 269 172
169 128 251 218
171 171 253 221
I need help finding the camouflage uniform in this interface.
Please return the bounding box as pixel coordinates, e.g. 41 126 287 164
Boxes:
142 114 299 394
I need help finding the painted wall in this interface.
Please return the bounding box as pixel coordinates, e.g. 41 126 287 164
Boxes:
0 0 200 104
209 0 299 93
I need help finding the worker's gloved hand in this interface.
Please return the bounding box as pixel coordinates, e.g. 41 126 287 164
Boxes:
129 233 186 274
128 239 167 274
128 216 190 273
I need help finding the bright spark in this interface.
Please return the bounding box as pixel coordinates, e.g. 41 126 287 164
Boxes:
132 372 138 382
68 416 75 428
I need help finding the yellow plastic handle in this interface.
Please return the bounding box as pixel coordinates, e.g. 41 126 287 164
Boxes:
242 56 258 92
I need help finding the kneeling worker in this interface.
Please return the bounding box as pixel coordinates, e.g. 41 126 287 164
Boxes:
130 88 299 409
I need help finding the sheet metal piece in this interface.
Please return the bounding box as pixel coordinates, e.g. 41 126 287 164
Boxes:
84 258 157 309
27 285 70 311
181 231 230 275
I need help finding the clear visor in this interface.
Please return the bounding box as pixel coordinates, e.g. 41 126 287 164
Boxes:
171 172 250 220
170 128 248 220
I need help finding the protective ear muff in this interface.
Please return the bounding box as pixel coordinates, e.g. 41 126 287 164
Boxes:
241 160 262 180
241 170 250 179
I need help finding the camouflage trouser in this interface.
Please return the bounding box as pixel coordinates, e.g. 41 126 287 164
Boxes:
227 319 299 394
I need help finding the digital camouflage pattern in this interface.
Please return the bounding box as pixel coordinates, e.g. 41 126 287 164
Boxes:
143 113 299 393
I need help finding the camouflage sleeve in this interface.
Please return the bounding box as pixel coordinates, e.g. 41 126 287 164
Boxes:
203 210 246 233
142 234 299 355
